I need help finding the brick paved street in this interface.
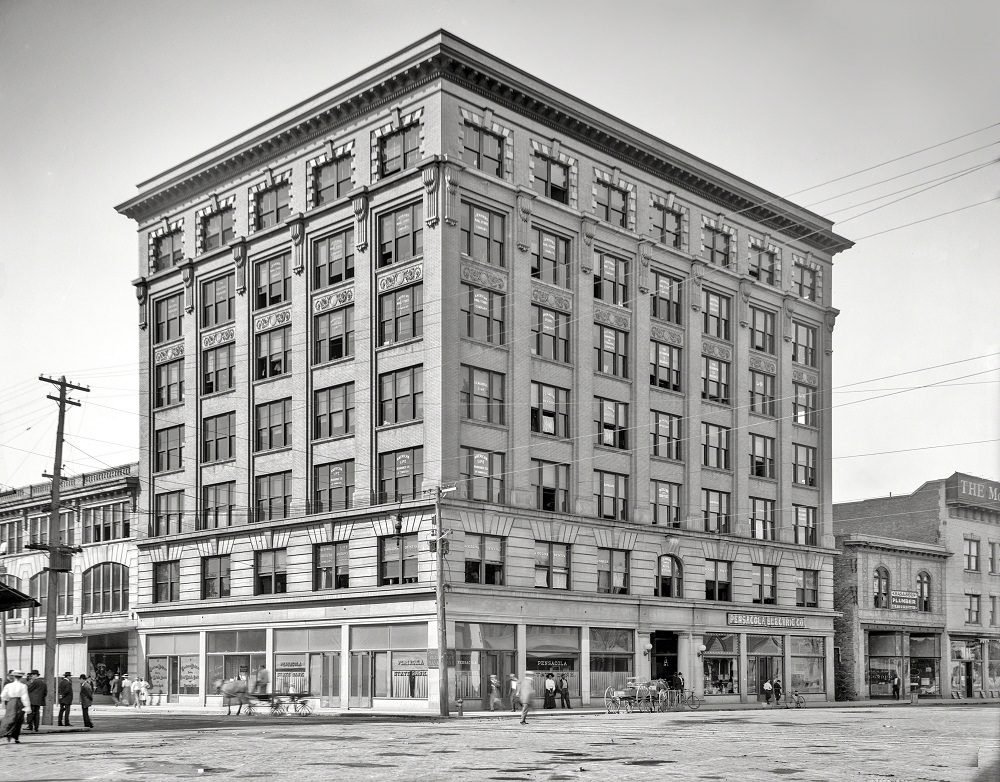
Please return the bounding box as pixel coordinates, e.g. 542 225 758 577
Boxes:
1 704 996 781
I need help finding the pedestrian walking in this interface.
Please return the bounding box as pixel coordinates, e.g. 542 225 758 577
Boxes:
130 676 148 709
558 674 571 708
518 674 534 725
772 677 783 707
892 674 901 700
254 664 270 696
762 677 773 706
508 674 520 712
57 671 74 726
487 675 502 711
25 671 45 732
110 674 123 707
0 671 30 744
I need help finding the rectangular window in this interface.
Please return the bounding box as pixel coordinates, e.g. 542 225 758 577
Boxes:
966 594 981 624
202 208 234 252
754 565 777 605
378 202 423 267
463 125 504 178
380 533 418 585
705 560 732 601
796 265 817 301
794 506 817 546
793 444 817 486
750 307 776 354
749 497 776 540
594 397 629 450
594 324 629 378
154 425 183 472
255 398 292 451
255 549 287 595
201 273 235 329
256 471 292 522
379 125 420 177
990 542 1000 574
702 489 731 534
378 284 423 346
460 203 505 266
796 569 819 608
597 549 629 594
464 533 504 585
704 225 731 267
255 183 290 230
154 561 180 603
256 326 291 380
154 294 183 344
750 247 776 285
314 383 355 439
702 290 731 340
82 502 130 543
314 306 354 364
651 480 681 527
379 365 423 425
201 482 235 529
203 411 236 462
154 359 184 408
460 447 505 503
461 366 505 425
750 434 776 479
531 305 570 363
531 459 569 513
964 539 981 571
531 227 570 287
749 370 776 417
534 541 570 589
313 156 352 206
532 155 569 203
595 181 628 227
314 542 350 590
652 203 683 248
153 491 183 536
313 460 355 513
792 321 817 367
530 381 569 437
651 410 682 460
702 356 731 405
594 470 628 521
254 253 291 310
650 270 682 324
702 423 731 470
313 228 355 289
203 342 235 395
461 284 505 345
202 555 231 599
154 230 183 270
793 384 818 427
593 252 629 307
377 447 424 503
650 341 682 392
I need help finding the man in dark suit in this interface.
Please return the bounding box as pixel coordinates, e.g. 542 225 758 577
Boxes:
79 674 95 729
25 670 46 732
57 672 74 727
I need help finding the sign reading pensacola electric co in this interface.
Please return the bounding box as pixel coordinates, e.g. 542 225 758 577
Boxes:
728 613 806 629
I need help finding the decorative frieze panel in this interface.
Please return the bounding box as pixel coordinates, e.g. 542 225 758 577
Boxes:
153 341 184 365
793 369 819 387
701 339 732 361
460 263 505 292
202 327 236 349
650 324 684 346
253 307 292 334
313 286 355 313
530 285 571 313
594 306 630 331
749 354 777 374
378 264 423 293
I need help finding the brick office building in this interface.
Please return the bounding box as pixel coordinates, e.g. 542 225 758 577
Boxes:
834 472 1000 700
115 31 850 711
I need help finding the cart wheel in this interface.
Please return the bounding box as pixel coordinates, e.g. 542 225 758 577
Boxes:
637 685 654 712
270 700 286 716
604 687 616 713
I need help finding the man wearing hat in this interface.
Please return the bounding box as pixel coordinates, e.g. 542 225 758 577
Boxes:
57 671 74 727
25 670 46 733
79 674 95 729
0 670 30 743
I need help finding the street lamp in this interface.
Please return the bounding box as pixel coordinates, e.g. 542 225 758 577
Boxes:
642 642 653 657
696 644 708 658
433 484 456 717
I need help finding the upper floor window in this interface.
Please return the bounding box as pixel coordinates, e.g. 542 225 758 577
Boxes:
314 383 355 439
255 549 287 595
203 411 236 462
531 305 570 363
793 444 817 486
595 181 628 228
379 203 423 267
460 447 505 503
531 381 569 438
379 124 420 177
154 425 183 473
377 447 423 503
750 434 776 479
534 541 570 589
964 539 980 571
314 542 350 590
917 572 931 612
702 423 731 470
750 307 775 354
754 565 777 605
594 470 628 521
255 183 290 230
202 208 234 252
83 562 129 614
463 125 503 177
315 306 355 364
462 366 505 426
965 594 980 624
531 227 570 288
749 370 776 417
154 359 184 409
461 203 505 267
793 505 817 546
652 203 683 249
152 561 179 604
873 566 890 608
313 228 355 289
202 555 231 599
650 341 681 392
256 471 291 522
461 284 505 345
202 274 235 329
595 324 629 379
153 491 183 536
531 459 569 513
750 246 776 285
655 555 683 598
378 284 423 346
597 549 629 594
796 569 819 608
0 520 23 556
30 571 73 615
256 326 291 380
204 343 235 395
464 534 504 585
154 294 183 344
796 264 818 301
380 533 418 585
792 321 817 367
313 156 352 206
314 460 354 513
793 384 818 427
378 365 423 425
82 502 130 543
255 398 292 451
702 290 731 340
705 560 732 601
254 254 291 310
702 489 731 534
651 480 681 527
704 225 731 267
594 252 629 307
201 482 235 530
702 356 731 405
595 397 628 450
651 410 681 460
532 155 569 203
991 542 1000 574
154 230 183 271
651 270 682 324
749 497 776 541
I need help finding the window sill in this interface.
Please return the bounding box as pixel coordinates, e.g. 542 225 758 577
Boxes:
313 354 355 370
461 252 507 271
202 387 235 400
253 373 292 387
376 419 424 433
253 446 293 457
202 457 236 468
377 336 423 352
153 400 186 413
376 253 423 275
312 432 355 445
153 467 185 478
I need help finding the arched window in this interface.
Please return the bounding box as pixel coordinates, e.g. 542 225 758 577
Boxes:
83 563 129 614
29 571 73 616
0 574 24 619
873 566 890 608
917 571 931 612
655 555 683 598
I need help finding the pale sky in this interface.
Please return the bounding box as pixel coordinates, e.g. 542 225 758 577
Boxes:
1 0 997 501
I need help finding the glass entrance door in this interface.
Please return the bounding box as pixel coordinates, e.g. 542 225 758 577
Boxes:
310 652 340 707
349 652 373 707
749 656 782 702
481 651 515 709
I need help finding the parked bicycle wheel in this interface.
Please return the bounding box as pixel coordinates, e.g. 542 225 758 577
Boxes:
270 699 286 716
685 691 703 710
793 693 805 709
296 701 312 716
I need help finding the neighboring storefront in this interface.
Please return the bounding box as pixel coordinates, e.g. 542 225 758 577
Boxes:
526 625 580 696
589 627 634 694
453 622 516 707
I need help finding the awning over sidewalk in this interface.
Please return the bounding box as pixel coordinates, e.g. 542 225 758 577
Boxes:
0 581 40 612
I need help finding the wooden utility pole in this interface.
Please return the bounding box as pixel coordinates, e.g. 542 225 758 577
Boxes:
30 375 88 726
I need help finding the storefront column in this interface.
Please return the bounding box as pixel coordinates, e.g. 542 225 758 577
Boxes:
198 630 207 705
824 633 835 701
941 630 951 699
580 627 591 705
339 625 350 710
739 632 749 704
679 632 695 695
515 623 526 679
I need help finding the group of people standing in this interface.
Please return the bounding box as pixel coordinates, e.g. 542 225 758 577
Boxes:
108 673 150 708
762 676 783 706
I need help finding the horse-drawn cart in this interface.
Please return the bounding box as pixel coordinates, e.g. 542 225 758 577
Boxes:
604 678 666 713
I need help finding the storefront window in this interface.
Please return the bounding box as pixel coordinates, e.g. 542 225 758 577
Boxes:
527 625 580 695
747 634 782 696
147 633 200 700
702 633 739 695
949 639 983 697
867 631 901 698
351 623 428 699
273 626 341 705
789 636 825 694
453 623 516 705
206 629 266 691
987 640 1000 691
909 634 940 697
590 628 633 694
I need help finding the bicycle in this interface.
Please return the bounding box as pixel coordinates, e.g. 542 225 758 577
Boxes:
782 690 806 708
268 693 313 716
677 689 703 710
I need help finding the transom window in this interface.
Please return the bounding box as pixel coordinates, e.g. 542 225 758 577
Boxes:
314 306 354 363
753 565 777 605
531 459 569 513
655 555 683 597
254 253 291 310
534 541 570 589
379 124 420 177
461 203 505 266
595 181 628 227
531 305 570 363
380 533 418 585
702 489 731 534
594 470 628 521
651 270 682 324
313 460 354 513
378 365 423 425
313 228 355 289
597 548 629 594
314 542 350 590
463 125 504 177
255 183 290 230
378 203 423 267
532 155 569 203
314 383 355 439
460 447 505 503
313 156 352 206
705 560 732 601
531 227 570 287
202 274 235 329
464 534 504 585
595 397 628 450
462 365 505 425
202 208 234 252
255 549 287 595
378 284 423 345
651 480 681 527
595 324 629 378
256 326 291 379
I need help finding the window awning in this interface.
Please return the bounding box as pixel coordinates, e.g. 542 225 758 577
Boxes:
0 582 39 612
